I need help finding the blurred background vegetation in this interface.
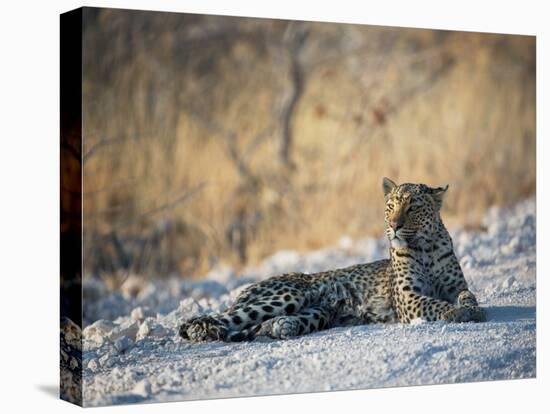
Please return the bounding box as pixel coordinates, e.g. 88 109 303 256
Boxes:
82 8 535 282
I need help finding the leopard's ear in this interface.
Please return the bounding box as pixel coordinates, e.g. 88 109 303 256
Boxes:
382 177 397 197
429 184 449 209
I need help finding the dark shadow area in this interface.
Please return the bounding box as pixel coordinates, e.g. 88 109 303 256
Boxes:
36 384 59 399
485 305 536 323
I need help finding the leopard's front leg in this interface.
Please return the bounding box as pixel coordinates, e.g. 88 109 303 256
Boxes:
395 289 486 323
393 275 485 324
395 290 453 323
391 246 485 324
432 241 483 309
444 290 486 321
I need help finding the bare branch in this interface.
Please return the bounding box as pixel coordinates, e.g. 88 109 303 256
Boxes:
83 136 127 163
181 100 274 183
111 181 208 231
277 22 309 167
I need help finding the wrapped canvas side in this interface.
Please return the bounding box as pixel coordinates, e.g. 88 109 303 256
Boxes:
60 7 83 406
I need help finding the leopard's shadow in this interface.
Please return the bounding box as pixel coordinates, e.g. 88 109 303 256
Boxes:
484 305 535 323
308 306 535 337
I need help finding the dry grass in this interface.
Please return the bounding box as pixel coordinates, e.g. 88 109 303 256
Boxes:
82 9 535 277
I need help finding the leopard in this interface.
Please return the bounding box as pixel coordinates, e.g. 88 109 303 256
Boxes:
179 177 485 342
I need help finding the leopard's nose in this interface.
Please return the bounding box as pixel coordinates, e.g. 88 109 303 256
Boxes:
390 221 401 231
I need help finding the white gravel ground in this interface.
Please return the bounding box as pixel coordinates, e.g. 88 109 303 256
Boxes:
81 198 536 406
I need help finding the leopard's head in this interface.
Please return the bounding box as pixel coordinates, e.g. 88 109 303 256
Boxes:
382 177 448 249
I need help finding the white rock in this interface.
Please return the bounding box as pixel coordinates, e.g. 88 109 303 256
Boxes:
198 297 210 310
88 319 115 332
130 306 153 322
132 379 152 398
136 320 151 340
109 320 139 341
87 358 99 372
83 319 115 343
137 319 168 340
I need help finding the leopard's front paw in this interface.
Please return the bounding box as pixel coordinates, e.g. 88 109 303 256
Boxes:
456 290 479 308
443 306 486 323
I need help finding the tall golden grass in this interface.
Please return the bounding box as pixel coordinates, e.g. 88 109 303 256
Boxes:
82 9 535 277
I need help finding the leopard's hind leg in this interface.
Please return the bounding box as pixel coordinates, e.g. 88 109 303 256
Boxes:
179 274 315 342
180 303 336 342
254 305 336 340
179 291 308 342
179 308 263 342
179 298 301 342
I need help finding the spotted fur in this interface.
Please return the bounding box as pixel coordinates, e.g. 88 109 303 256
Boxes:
383 177 485 323
179 178 485 342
